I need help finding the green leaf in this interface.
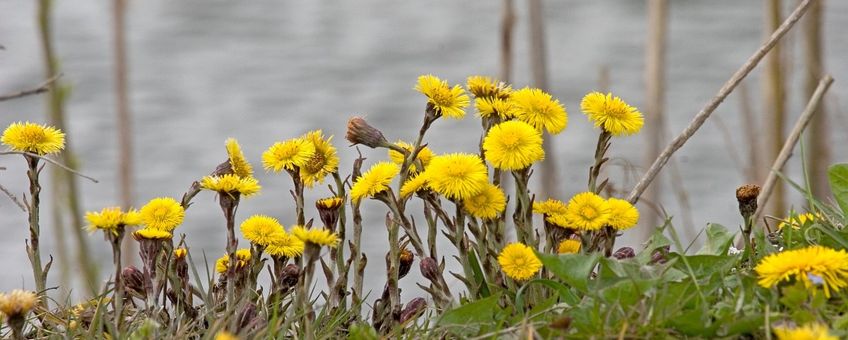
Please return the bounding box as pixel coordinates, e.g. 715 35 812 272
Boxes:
347 323 379 340
828 164 848 214
697 224 735 256
438 294 502 328
467 249 490 298
636 228 672 264
537 252 601 293
599 279 656 308
515 279 580 309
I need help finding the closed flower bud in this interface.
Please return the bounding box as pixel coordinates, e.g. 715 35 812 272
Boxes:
315 197 344 230
280 264 301 289
399 297 427 323
238 303 258 331
420 257 440 282
735 184 760 219
399 249 414 279
122 266 145 296
613 247 635 260
346 116 389 149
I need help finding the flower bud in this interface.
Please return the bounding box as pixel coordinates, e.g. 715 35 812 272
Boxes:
315 197 344 230
735 184 760 219
280 264 301 289
420 257 440 282
612 247 635 260
122 266 145 297
398 249 415 279
399 297 427 323
346 116 389 149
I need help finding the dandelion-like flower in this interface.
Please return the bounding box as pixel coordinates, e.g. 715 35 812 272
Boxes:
388 141 433 172
563 192 610 231
316 196 344 228
533 198 568 216
133 228 173 240
1 121 65 155
200 174 261 197
510 88 567 135
483 120 545 170
462 183 506 220
300 130 340 187
173 247 188 259
265 233 305 258
400 172 430 198
350 161 400 203
558 239 582 254
466 75 511 99
215 249 252 274
291 225 339 248
580 92 644 136
225 138 253 178
424 153 489 200
755 245 848 298
240 215 285 247
606 198 639 231
262 138 316 172
773 323 837 340
0 290 38 319
85 207 141 234
778 212 817 230
475 97 518 119
139 197 185 232
498 243 542 281
415 74 469 119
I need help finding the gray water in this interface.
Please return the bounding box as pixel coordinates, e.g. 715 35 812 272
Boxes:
1 0 847 300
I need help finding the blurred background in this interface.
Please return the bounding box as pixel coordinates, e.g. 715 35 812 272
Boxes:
0 0 846 299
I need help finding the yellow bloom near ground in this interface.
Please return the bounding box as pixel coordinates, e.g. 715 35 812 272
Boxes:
415 74 469 119
265 233 305 258
564 192 610 231
0 290 37 318
85 207 141 234
240 215 286 247
606 198 639 230
773 323 837 340
755 245 848 298
424 153 489 200
225 138 253 178
558 239 581 254
483 120 545 170
139 197 185 232
462 183 506 220
262 138 315 172
350 161 400 203
580 92 644 136
200 174 261 197
215 249 252 274
133 228 172 240
778 212 817 230
1 121 65 155
498 243 542 281
291 225 339 248
510 88 567 135
300 130 340 187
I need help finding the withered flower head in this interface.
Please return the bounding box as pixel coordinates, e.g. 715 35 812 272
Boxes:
346 116 389 149
280 264 301 289
613 247 636 260
399 297 427 324
736 184 761 218
399 249 415 279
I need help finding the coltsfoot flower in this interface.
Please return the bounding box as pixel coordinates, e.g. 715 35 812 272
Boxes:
533 198 568 217
0 289 38 319
240 215 285 247
462 183 506 220
388 141 433 172
262 137 315 172
510 88 567 135
200 174 261 197
778 212 818 230
291 225 339 248
773 323 837 340
424 153 488 200
498 243 542 281
482 120 545 170
225 138 253 178
415 74 469 119
265 233 305 259
475 97 518 119
580 92 644 136
557 239 582 254
133 228 173 240
139 197 185 232
606 198 639 230
85 207 141 235
300 130 339 187
400 172 430 198
755 245 848 298
562 192 610 231
350 161 400 203
215 249 252 274
1 121 65 155
466 75 511 99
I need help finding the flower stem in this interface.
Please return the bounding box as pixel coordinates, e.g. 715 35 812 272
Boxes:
588 130 612 194
25 156 48 310
112 232 125 328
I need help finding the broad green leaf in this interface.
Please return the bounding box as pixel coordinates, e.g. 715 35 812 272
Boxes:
599 279 656 308
347 323 378 340
537 252 601 293
828 163 848 214
697 223 735 256
467 249 490 298
438 294 502 328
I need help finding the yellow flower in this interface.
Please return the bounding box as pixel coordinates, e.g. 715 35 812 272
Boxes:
415 74 469 119
240 215 285 247
466 75 511 99
173 247 187 259
225 138 253 178
215 249 252 274
291 225 339 248
463 183 506 220
0 290 38 318
498 243 542 281
139 197 185 232
773 323 837 340
533 198 568 216
215 331 240 340
85 207 141 234
133 228 172 240
580 92 644 136
558 239 581 254
564 192 610 231
388 141 433 172
300 130 340 187
755 245 848 298
265 233 305 258
475 97 518 119
510 88 567 135
200 174 261 197
316 197 344 210
424 153 489 200
262 138 315 172
400 172 430 198
350 161 400 203
483 120 545 170
606 198 639 231
778 212 817 230
1 121 65 155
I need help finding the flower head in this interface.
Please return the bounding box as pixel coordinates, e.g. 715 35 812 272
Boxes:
200 174 261 197
755 245 848 298
606 198 639 230
85 207 141 235
300 130 340 187
558 239 582 254
580 92 643 136
773 323 837 340
564 192 610 231
0 290 37 319
139 197 185 232
400 172 430 198
424 153 489 200
316 196 344 228
483 120 545 170
173 247 187 259
240 215 285 247
225 138 253 178
415 74 469 119
498 243 542 281
510 88 567 135
475 97 518 119
214 331 240 340
1 121 65 155
291 225 339 248
346 116 388 148
265 233 305 258
388 141 433 172
462 183 506 220
262 138 315 172
778 212 818 230
533 198 568 216
466 75 511 99
133 228 173 240
215 249 252 274
350 161 400 203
